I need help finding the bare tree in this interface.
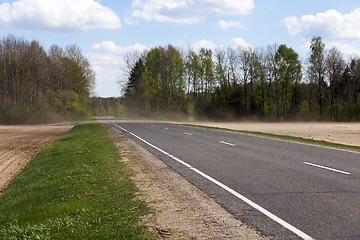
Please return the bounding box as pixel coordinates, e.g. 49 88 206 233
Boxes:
227 47 239 87
325 47 344 120
237 46 253 112
265 44 278 119
214 47 228 86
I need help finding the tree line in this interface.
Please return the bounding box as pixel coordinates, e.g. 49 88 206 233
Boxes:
91 97 125 117
123 37 360 121
0 35 95 124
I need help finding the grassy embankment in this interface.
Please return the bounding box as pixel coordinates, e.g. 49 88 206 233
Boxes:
182 124 360 152
0 122 152 239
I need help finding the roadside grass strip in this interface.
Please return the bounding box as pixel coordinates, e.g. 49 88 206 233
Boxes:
0 122 151 239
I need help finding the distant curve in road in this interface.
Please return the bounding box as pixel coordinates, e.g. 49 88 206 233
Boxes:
111 122 360 240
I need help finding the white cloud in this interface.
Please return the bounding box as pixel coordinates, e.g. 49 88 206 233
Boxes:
219 20 246 30
283 8 360 39
192 39 219 52
191 37 251 52
0 0 121 31
129 0 255 24
88 41 150 97
88 52 123 66
229 37 252 49
124 17 139 25
89 41 148 66
92 41 148 55
299 41 360 58
326 42 360 57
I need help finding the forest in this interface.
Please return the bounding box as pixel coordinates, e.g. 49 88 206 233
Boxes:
2 34 360 123
123 37 360 121
0 35 95 124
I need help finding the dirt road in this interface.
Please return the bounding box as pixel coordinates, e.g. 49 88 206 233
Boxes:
0 125 72 193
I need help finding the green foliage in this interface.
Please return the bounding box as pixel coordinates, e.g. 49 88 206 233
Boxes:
0 35 95 124
299 100 317 121
275 44 302 119
124 45 187 119
0 123 151 239
122 38 360 121
91 97 126 118
308 36 327 119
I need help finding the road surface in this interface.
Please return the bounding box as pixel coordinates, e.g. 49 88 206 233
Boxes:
110 122 360 240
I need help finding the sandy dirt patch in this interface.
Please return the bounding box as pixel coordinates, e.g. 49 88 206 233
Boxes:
182 122 360 147
109 127 263 240
0 125 72 193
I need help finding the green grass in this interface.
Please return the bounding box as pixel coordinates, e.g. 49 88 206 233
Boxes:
181 123 360 152
0 122 152 239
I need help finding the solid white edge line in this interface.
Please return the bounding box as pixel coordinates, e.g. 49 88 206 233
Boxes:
114 123 314 240
303 162 351 175
220 140 236 147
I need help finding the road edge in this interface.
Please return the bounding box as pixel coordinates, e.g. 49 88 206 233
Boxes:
108 124 264 240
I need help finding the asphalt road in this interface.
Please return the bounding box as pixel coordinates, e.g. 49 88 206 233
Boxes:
111 121 360 240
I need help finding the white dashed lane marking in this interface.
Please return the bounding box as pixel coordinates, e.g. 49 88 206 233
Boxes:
303 162 351 175
220 141 236 147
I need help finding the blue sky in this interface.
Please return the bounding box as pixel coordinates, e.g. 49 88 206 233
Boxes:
1 0 360 97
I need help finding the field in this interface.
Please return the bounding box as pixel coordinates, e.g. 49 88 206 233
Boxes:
0 125 72 193
186 122 360 147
